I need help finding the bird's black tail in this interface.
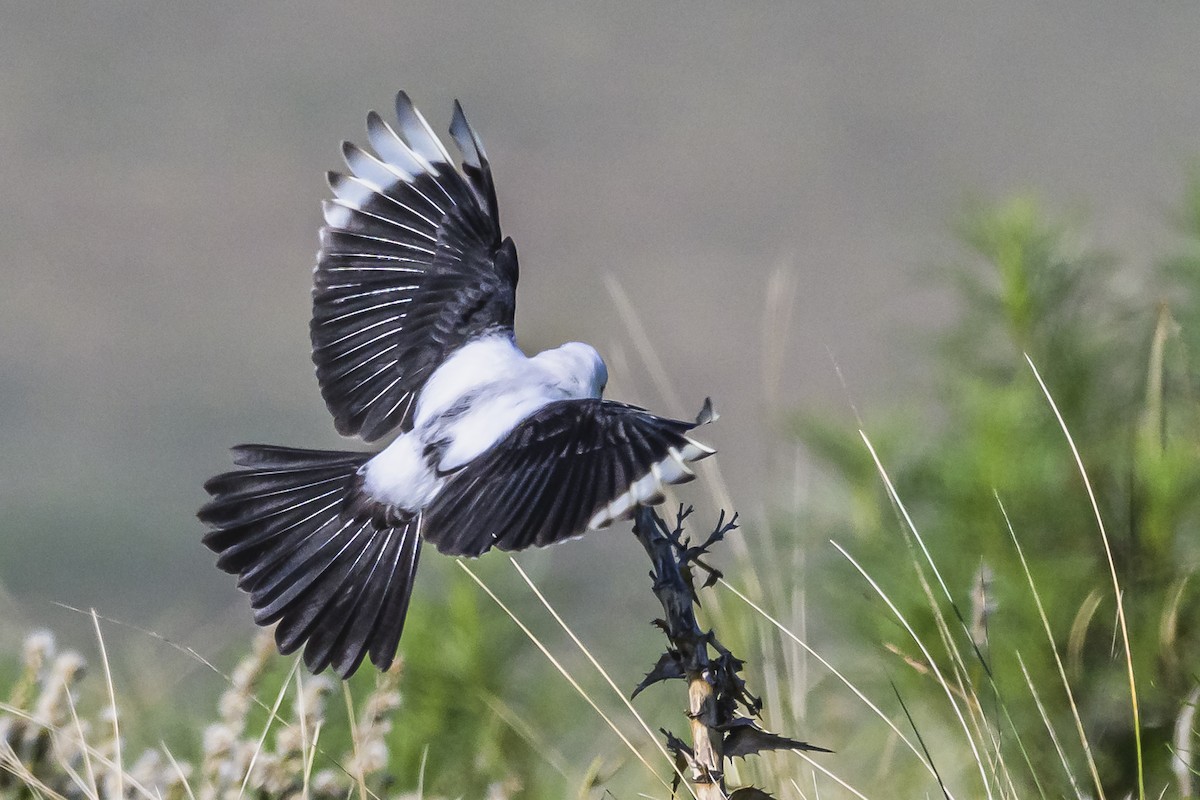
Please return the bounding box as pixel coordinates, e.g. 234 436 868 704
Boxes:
199 445 421 677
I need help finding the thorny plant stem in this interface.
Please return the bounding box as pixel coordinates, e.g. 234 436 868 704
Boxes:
633 506 726 799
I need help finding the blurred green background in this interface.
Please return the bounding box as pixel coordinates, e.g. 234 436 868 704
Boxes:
3 2 1200 797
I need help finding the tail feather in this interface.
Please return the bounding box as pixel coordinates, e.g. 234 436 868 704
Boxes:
244 519 363 622
202 468 348 505
207 492 345 574
297 523 421 676
229 444 363 469
367 525 421 670
271 524 373 647
199 444 422 677
200 476 348 529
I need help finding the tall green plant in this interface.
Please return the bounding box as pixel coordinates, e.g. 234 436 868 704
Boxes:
797 190 1200 797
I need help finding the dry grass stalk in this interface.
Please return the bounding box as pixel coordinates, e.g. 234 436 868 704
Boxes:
0 625 479 799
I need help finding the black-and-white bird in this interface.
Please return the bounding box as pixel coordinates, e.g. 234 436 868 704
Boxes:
199 91 715 677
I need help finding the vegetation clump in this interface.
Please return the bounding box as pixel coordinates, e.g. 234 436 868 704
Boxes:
797 185 1200 797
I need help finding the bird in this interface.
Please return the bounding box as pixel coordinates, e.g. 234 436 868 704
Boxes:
198 91 716 678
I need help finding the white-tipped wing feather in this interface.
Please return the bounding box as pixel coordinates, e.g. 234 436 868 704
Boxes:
422 399 715 557
586 437 713 530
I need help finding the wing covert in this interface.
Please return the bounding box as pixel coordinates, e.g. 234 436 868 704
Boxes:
312 92 518 442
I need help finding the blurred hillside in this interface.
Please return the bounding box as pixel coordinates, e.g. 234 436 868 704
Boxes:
2 2 1199 658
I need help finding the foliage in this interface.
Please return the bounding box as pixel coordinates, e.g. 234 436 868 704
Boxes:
795 188 1200 796
383 560 538 798
0 574 536 799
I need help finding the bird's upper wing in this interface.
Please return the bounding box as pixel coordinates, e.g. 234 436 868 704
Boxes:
421 399 716 557
313 92 519 441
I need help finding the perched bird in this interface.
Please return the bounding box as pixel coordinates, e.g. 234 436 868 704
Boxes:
199 91 715 678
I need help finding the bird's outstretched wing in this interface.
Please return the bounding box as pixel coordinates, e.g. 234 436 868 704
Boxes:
313 92 519 441
421 399 716 557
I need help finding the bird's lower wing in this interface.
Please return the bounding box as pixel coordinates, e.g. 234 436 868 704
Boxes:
421 399 715 557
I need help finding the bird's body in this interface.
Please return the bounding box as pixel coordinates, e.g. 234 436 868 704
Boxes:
361 336 607 511
200 92 714 677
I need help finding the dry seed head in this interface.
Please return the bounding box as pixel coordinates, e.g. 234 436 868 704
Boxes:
255 751 293 793
229 629 275 693
22 630 56 673
217 687 250 723
51 716 92 766
229 659 263 693
201 721 236 762
163 754 194 787
29 651 86 733
362 686 401 720
273 723 303 757
6 631 58 718
273 722 303 757
342 673 403 777
298 674 334 725
50 651 86 685
345 738 389 775
249 628 276 662
276 674 332 756
310 768 340 795
129 749 163 786
219 632 275 735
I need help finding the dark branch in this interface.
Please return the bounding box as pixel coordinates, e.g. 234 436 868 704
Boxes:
630 505 827 798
